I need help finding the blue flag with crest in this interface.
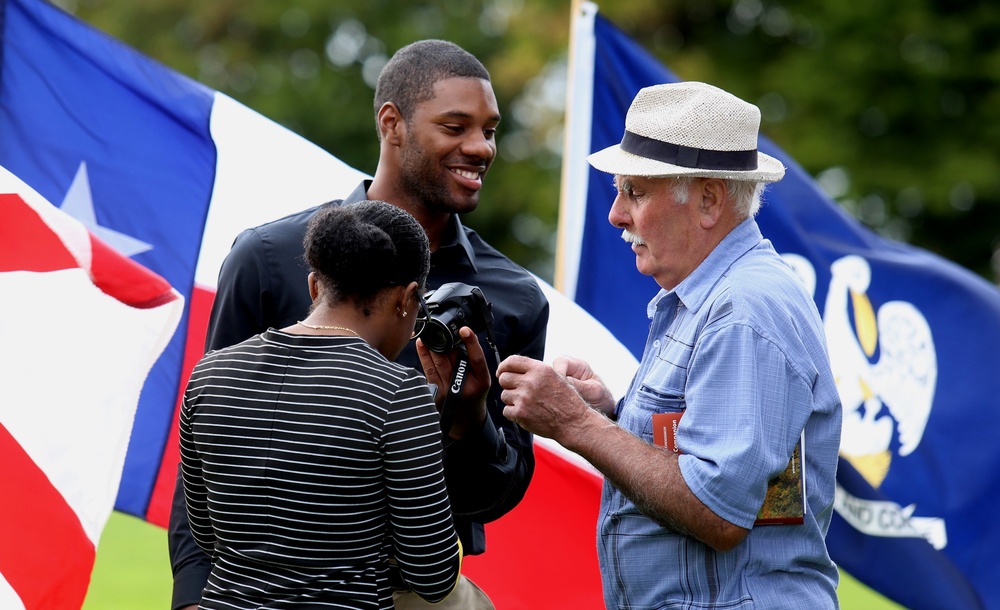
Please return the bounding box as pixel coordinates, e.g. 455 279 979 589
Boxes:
560 3 998 608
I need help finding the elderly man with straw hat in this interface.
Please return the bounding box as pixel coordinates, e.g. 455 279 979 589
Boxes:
498 82 842 609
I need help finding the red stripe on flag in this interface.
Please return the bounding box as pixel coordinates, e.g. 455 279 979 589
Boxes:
88 236 176 309
0 423 96 609
145 285 215 526
0 194 77 272
0 193 176 308
463 443 605 609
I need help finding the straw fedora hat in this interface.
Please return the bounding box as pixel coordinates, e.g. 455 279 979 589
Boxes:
587 81 785 183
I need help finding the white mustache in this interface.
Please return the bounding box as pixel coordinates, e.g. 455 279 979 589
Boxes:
621 229 646 246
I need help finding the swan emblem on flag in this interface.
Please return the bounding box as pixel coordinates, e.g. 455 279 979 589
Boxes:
783 254 937 488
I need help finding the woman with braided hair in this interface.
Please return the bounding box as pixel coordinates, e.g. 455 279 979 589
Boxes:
180 200 489 609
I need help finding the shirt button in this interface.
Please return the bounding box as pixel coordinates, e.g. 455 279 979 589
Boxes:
653 340 660 349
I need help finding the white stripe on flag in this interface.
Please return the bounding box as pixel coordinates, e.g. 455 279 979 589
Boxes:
2 270 181 541
0 573 24 610
196 92 370 288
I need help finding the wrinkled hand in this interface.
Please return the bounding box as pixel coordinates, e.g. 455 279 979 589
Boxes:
416 327 490 440
497 355 595 444
552 356 617 417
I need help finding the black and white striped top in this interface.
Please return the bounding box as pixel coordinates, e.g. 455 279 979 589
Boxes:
180 329 461 610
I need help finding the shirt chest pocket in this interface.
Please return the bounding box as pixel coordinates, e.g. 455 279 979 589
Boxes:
619 385 687 445
652 331 694 385
618 335 692 440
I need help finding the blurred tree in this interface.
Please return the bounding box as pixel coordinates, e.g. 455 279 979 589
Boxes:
595 0 1000 283
63 0 1000 284
63 0 569 279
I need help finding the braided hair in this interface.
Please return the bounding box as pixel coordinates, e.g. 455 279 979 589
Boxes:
304 200 430 315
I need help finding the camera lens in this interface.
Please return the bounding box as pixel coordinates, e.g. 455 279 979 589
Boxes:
421 318 458 353
418 282 489 353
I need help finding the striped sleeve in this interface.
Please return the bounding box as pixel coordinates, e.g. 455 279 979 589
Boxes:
179 369 215 558
382 371 461 603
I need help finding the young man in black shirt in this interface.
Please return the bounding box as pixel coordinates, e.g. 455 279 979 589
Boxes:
169 39 549 610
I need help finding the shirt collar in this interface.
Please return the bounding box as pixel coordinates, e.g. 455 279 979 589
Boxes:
437 213 478 272
647 218 763 317
343 180 370 205
347 180 478 273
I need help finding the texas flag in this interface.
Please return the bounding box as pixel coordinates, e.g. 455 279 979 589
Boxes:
0 0 368 533
0 167 183 608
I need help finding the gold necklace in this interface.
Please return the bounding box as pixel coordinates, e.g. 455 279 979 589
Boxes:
296 321 361 337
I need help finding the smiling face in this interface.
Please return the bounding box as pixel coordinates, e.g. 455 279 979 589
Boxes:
608 175 718 290
396 77 500 216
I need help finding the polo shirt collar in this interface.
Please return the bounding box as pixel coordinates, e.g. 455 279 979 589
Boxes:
648 218 763 317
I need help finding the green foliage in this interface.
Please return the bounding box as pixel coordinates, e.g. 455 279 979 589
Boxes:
64 0 1000 283
598 0 1000 281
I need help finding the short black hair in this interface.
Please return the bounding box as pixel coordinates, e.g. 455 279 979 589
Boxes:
374 39 490 124
304 201 430 313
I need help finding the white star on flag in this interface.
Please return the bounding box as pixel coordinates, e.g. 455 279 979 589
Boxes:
59 161 153 257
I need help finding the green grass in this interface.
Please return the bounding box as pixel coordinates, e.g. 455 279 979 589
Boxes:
83 511 907 609
82 512 172 609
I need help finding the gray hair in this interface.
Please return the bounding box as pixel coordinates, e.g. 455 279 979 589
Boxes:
671 177 765 219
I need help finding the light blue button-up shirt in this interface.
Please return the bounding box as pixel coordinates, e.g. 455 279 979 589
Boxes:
598 219 842 609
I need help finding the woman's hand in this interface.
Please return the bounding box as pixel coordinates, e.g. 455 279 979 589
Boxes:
416 327 491 440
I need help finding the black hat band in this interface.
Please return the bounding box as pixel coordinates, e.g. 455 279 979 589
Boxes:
620 130 758 171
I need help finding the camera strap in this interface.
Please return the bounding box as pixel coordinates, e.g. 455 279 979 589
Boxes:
438 297 501 435
438 336 500 435
439 347 469 434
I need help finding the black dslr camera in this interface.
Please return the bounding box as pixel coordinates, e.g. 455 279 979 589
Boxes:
419 282 493 353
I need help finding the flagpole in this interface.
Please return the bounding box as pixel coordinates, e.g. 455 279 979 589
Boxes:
554 0 596 297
